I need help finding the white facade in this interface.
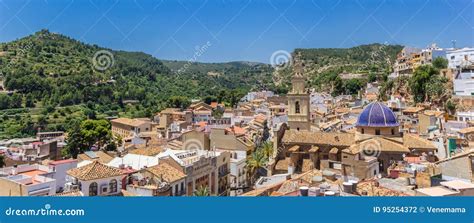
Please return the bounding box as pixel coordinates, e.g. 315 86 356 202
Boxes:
49 160 78 192
108 154 159 170
446 48 474 69
227 150 247 196
0 164 57 196
456 111 474 122
67 175 122 196
157 149 221 195
453 68 474 96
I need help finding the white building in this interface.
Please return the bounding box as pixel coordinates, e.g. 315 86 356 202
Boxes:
221 150 247 196
48 159 78 192
0 164 56 196
127 162 187 196
456 110 474 122
66 161 124 196
157 149 223 196
453 67 474 96
107 153 159 171
446 48 474 69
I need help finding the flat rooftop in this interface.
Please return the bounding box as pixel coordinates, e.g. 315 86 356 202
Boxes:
416 186 459 196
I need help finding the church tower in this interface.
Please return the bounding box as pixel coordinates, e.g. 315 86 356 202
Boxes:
287 52 310 131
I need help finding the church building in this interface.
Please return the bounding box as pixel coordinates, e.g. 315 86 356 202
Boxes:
287 52 310 131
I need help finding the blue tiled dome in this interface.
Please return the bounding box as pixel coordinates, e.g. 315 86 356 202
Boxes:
356 102 399 127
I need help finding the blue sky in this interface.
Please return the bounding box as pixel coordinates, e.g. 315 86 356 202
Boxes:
0 0 473 63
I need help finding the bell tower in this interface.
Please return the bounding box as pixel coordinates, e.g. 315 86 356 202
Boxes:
287 52 310 131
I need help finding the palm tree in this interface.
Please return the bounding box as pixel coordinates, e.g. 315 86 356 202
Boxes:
246 149 267 184
261 141 274 160
194 186 210 196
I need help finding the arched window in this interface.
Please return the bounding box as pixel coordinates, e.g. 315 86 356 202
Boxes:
89 182 98 196
295 101 300 114
109 179 118 193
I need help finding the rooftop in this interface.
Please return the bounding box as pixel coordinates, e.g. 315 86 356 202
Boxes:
111 118 149 127
67 161 123 181
282 130 354 147
146 163 186 183
416 186 459 196
440 180 474 190
356 102 399 128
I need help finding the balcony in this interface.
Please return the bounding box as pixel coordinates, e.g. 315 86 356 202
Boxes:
218 169 230 178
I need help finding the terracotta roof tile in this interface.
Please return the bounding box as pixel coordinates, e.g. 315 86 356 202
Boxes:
403 134 437 150
67 161 123 181
282 130 354 147
146 163 186 183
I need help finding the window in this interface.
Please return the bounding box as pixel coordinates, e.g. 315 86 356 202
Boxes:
361 128 364 134
391 129 395 135
375 129 380 135
295 101 300 114
109 179 118 193
89 182 98 196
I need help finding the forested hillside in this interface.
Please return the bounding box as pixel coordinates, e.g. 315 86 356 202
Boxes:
0 30 274 138
0 30 405 139
273 44 403 95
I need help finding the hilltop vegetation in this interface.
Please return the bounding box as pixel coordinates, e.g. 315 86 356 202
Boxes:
0 30 405 139
274 44 403 95
0 30 274 139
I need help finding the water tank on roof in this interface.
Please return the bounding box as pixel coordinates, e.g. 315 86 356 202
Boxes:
324 191 335 196
312 175 324 184
343 182 353 193
349 180 358 192
309 187 319 196
299 186 309 197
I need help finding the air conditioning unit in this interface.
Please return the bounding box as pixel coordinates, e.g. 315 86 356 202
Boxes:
64 183 79 191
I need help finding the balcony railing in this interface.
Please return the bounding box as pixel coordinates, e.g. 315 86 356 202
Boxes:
218 170 230 177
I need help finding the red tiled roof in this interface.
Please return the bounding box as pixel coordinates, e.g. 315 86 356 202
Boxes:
49 159 77 165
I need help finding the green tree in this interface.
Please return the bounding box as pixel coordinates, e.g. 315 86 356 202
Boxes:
246 149 267 184
80 119 114 150
64 119 116 158
445 99 456 115
262 120 270 142
409 65 438 103
167 96 190 109
344 79 364 95
25 94 35 108
261 141 274 159
194 186 210 196
432 57 448 70
368 72 377 83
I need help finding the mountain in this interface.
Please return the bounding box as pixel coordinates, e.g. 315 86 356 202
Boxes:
273 44 403 95
0 29 275 108
0 30 275 138
0 30 404 139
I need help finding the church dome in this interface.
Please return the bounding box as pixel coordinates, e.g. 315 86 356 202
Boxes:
356 102 399 127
